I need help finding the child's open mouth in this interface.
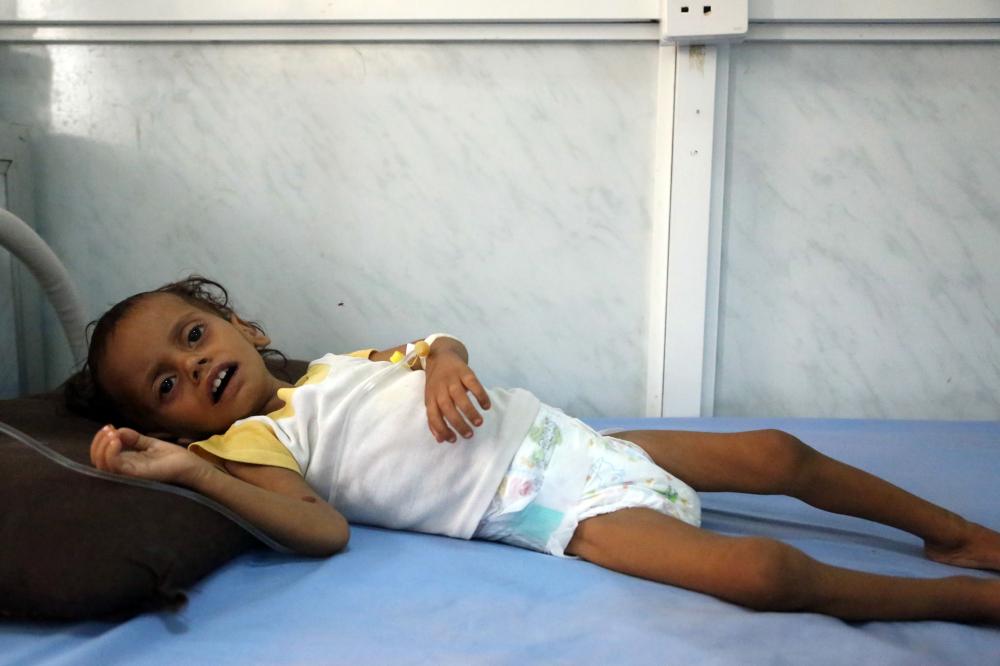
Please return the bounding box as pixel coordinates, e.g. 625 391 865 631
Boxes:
211 365 237 404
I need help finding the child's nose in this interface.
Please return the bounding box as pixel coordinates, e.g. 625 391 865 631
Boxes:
187 356 209 380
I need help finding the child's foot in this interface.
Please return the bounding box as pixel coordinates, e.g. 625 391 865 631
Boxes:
925 521 1000 572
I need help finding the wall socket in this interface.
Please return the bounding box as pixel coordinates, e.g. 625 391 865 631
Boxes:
660 0 748 44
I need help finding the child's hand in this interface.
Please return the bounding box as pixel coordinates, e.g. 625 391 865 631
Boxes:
90 425 211 486
424 348 491 443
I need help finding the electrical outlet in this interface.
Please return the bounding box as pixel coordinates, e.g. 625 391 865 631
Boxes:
660 0 748 44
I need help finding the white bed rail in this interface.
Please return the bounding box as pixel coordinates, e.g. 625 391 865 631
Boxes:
0 208 87 365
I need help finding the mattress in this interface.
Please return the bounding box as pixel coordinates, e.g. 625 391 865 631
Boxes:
2 417 999 665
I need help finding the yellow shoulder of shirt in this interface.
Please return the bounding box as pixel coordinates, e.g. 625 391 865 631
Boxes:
187 349 374 474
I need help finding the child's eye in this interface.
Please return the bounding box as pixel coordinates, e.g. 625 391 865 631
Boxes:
159 377 175 396
188 325 204 344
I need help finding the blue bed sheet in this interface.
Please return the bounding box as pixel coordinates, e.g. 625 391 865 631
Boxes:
3 418 999 665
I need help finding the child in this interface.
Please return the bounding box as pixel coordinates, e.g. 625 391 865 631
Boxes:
73 276 1000 624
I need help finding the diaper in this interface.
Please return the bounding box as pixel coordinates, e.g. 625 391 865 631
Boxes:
473 404 701 557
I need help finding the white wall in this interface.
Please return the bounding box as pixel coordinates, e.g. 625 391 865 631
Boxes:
0 42 658 417
1 5 998 419
716 43 1000 419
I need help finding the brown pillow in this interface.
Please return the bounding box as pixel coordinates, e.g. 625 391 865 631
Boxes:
0 360 307 620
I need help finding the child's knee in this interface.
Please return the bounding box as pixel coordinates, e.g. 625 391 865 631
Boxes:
754 429 815 493
724 537 812 611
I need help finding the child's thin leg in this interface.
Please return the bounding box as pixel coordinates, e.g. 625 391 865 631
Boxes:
565 508 1000 624
614 429 1000 571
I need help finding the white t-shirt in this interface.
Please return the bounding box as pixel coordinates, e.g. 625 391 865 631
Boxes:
191 353 541 539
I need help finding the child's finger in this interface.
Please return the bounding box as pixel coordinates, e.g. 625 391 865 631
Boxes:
103 429 124 472
462 374 491 411
437 393 474 441
104 431 143 477
425 399 452 443
92 425 117 471
449 385 483 432
115 427 145 450
90 426 111 467
92 426 117 471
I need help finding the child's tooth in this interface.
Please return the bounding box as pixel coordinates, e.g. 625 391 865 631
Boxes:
212 368 229 396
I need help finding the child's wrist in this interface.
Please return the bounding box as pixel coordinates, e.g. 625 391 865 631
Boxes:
179 456 221 489
422 334 463 368
425 333 459 350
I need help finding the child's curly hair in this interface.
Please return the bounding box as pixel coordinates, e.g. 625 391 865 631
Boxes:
65 275 287 427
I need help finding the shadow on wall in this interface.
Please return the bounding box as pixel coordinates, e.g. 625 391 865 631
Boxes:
1 46 52 397
0 45 231 392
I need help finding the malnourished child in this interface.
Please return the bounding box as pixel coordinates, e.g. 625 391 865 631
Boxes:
73 277 1000 624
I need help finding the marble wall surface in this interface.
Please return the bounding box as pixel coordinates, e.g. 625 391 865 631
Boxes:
4 39 995 419
0 43 658 416
718 43 1000 419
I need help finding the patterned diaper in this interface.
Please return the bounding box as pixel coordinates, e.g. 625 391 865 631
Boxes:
473 404 701 557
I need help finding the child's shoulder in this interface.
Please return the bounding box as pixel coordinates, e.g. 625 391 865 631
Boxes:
296 357 334 387
295 350 374 387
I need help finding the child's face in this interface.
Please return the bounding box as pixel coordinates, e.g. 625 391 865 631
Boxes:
98 293 287 439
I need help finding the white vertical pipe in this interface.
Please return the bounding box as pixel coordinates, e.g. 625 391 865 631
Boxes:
700 44 731 416
661 44 718 417
645 45 677 416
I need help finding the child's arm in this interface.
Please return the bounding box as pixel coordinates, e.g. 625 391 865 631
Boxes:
90 425 349 557
370 337 491 444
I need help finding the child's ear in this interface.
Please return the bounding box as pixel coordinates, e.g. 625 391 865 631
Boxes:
228 313 271 348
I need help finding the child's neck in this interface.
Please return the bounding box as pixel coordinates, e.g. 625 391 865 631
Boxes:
260 376 295 415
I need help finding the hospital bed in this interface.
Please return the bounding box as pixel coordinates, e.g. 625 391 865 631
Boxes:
1 209 998 664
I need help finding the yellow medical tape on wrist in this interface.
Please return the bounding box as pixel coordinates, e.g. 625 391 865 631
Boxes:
392 340 431 369
389 336 451 369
